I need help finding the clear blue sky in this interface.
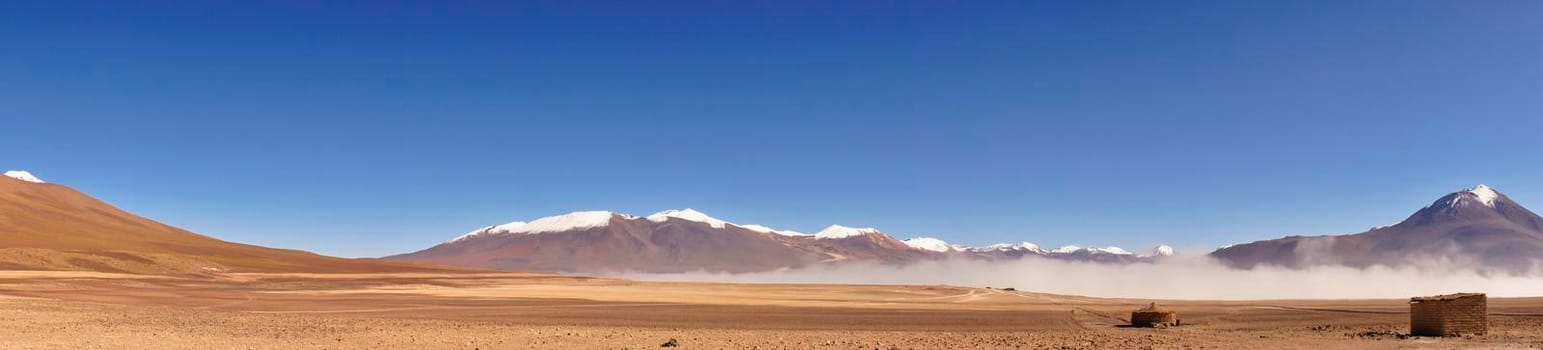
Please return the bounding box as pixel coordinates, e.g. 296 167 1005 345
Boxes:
3 1 1541 258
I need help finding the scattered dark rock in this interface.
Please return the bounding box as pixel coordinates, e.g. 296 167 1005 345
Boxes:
661 338 679 347
1002 288 1017 291
1348 328 1408 340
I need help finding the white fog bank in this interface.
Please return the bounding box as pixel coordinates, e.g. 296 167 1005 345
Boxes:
620 256 1543 300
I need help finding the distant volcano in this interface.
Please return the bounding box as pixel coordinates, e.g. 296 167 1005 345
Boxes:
1211 185 1543 272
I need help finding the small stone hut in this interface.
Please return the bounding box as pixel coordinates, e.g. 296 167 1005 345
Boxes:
1410 293 1486 337
1130 303 1179 327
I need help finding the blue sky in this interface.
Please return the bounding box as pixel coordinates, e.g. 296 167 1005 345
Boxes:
3 1 1541 257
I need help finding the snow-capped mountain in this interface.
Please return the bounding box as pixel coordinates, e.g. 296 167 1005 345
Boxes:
646 208 808 236
392 208 1176 273
814 225 882 239
902 237 956 252
394 209 840 273
960 241 1168 264
647 208 727 228
1212 184 1543 272
906 237 1170 263
739 224 807 236
1040 245 1132 255
1050 245 1082 254
1089 246 1132 255
970 242 1044 253
3 170 44 184
650 208 809 236
984 243 1135 256
451 211 628 242
1447 184 1501 208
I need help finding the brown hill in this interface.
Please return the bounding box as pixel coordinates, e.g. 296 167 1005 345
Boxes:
0 173 458 275
1211 185 1543 273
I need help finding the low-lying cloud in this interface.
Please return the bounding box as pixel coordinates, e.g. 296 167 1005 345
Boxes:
622 255 1543 300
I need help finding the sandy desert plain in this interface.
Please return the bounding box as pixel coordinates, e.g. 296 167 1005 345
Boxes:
0 271 1539 349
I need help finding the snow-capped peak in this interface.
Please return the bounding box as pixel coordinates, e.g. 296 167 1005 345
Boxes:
1046 245 1132 255
1443 184 1503 208
523 211 624 233
972 242 1044 253
1465 184 1500 207
814 225 881 239
1088 246 1133 255
449 211 625 243
902 237 956 252
647 208 728 228
1151 245 1175 257
3 170 44 184
1050 245 1082 253
740 224 807 236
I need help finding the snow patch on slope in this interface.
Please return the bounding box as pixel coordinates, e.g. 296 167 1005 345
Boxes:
450 211 625 242
971 242 1044 253
521 211 623 233
3 170 44 183
649 209 807 236
902 237 955 252
1089 246 1133 255
740 224 807 236
815 225 881 239
647 208 728 228
1051 245 1082 253
1045 245 1133 255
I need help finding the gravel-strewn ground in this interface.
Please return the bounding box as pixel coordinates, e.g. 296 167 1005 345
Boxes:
1 273 1540 349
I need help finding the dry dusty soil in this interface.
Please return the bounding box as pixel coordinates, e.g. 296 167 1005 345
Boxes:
0 271 1540 349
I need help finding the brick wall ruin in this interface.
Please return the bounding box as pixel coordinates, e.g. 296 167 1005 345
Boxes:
1410 293 1486 337
1131 311 1178 327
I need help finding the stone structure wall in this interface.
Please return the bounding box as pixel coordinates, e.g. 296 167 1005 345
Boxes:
1410 293 1486 337
1130 311 1178 327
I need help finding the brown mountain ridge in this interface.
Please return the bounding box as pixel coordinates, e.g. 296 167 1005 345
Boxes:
0 172 458 275
386 209 1170 273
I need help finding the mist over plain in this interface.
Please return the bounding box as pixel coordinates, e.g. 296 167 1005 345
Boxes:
625 254 1543 300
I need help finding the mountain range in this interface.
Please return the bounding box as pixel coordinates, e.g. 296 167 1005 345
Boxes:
5 169 1540 276
386 208 1173 273
394 184 1543 274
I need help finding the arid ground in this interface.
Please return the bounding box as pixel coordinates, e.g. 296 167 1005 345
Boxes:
1 272 1541 349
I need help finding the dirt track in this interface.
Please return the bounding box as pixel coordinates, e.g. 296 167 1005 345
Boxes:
1 272 1541 349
